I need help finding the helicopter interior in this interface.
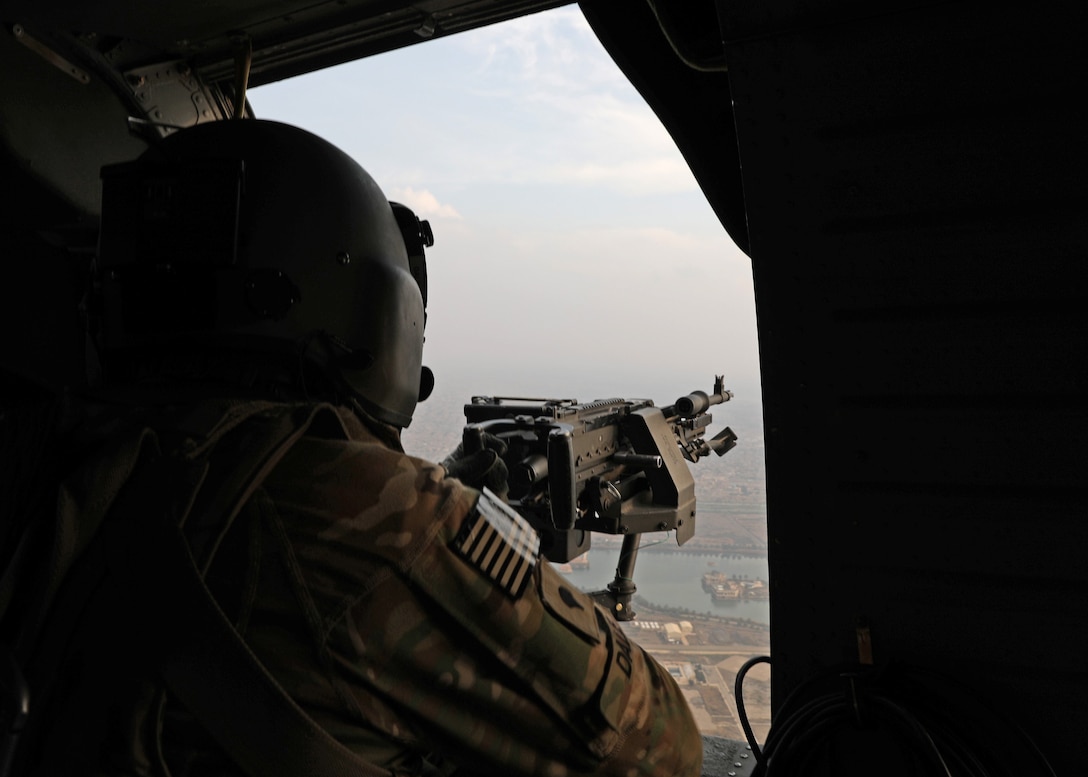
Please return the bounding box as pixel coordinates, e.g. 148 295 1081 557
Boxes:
1 0 1085 774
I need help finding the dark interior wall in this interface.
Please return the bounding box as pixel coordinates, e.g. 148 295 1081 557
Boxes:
1 26 148 391
720 0 1088 769
585 5 1087 766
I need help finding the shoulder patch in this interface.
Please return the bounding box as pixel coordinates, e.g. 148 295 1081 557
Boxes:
452 487 539 599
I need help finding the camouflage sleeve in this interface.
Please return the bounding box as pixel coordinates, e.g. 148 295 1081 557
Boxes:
264 433 702 777
423 487 703 777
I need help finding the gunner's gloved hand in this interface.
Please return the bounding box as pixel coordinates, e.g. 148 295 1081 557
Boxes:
441 432 509 500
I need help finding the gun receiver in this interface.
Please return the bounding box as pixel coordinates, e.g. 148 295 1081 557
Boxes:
461 376 737 620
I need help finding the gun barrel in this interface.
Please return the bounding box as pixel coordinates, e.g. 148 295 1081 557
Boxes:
674 389 732 416
668 375 733 417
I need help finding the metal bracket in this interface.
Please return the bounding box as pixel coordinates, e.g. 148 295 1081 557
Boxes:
123 60 227 136
11 24 90 84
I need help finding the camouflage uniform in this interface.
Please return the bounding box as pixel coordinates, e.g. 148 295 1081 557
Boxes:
76 398 704 777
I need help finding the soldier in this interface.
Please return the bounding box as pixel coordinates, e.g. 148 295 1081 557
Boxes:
42 119 703 777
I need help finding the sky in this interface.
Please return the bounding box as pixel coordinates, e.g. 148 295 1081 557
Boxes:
249 7 760 418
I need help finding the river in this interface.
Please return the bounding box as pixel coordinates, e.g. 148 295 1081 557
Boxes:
558 547 770 624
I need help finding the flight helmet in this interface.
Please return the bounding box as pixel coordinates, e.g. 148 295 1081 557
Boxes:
94 119 432 427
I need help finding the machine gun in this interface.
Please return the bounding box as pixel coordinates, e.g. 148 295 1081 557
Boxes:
461 376 737 619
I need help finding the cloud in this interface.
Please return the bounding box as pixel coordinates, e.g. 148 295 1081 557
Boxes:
389 187 462 220
501 225 743 279
254 9 698 198
545 157 694 195
437 11 697 195
464 8 612 87
249 10 762 392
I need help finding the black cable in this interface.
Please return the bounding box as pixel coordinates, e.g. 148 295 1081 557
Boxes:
734 655 770 764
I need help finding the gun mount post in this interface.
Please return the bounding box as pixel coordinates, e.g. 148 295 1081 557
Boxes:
589 533 641 622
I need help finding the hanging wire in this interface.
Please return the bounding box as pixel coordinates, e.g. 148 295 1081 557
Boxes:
735 655 771 763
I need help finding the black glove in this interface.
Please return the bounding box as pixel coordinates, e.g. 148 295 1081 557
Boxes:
441 432 509 499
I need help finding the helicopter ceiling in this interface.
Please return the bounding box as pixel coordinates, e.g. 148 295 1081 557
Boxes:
6 0 573 89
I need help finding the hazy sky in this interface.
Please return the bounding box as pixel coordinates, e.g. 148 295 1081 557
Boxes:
250 7 759 414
